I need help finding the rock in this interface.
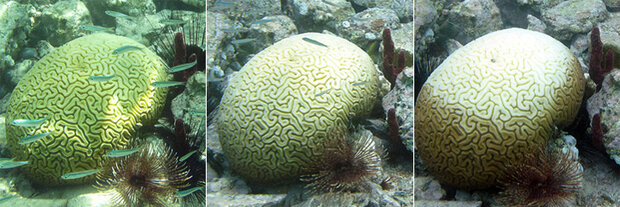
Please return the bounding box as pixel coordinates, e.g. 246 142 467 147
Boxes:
291 0 355 32
415 0 438 34
206 121 224 156
350 0 392 9
348 0 411 22
542 0 607 41
205 7 237 115
206 175 250 195
207 193 287 207
30 0 91 47
0 113 5 145
414 200 483 207
7 59 35 87
207 162 218 182
82 0 156 27
444 39 462 55
66 191 117 207
527 14 546 33
116 9 203 47
0 196 67 207
209 0 281 24
206 120 232 182
586 69 620 165
294 192 370 207
549 133 581 161
171 71 206 130
181 0 205 8
516 0 543 5
570 34 590 61
382 67 413 152
19 48 36 60
246 15 298 54
597 13 620 69
335 8 400 47
0 1 35 73
577 144 620 206
604 0 620 9
170 70 206 151
206 11 238 78
207 71 233 118
368 186 401 207
388 174 414 206
414 176 445 200
0 55 15 76
35 40 54 58
446 0 503 44
390 0 413 22
390 22 414 58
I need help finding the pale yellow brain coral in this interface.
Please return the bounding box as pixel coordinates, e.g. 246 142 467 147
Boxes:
217 33 381 183
5 33 168 185
415 28 585 189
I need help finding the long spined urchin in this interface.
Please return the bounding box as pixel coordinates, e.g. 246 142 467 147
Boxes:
95 140 191 207
497 148 583 207
301 130 382 194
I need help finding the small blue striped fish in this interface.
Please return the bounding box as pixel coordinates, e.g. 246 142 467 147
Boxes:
0 160 28 169
112 45 142 54
89 75 115 82
18 132 52 145
168 60 197 73
106 148 139 158
179 150 197 162
61 169 101 180
152 81 185 88
11 117 47 127
175 186 203 197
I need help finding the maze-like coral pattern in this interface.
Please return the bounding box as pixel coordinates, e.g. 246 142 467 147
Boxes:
5 33 168 185
217 33 381 183
415 28 585 189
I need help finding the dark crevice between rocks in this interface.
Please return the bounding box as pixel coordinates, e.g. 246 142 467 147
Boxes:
493 0 538 28
350 1 367 13
153 0 203 12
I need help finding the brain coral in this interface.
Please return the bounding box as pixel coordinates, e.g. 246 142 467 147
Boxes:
216 33 381 183
5 33 168 185
415 28 585 189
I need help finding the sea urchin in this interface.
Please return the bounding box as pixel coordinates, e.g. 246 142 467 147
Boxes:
95 140 191 207
497 148 583 207
301 130 382 194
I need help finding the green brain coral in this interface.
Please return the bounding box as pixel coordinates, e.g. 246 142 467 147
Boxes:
217 33 381 183
415 28 585 189
5 33 168 185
